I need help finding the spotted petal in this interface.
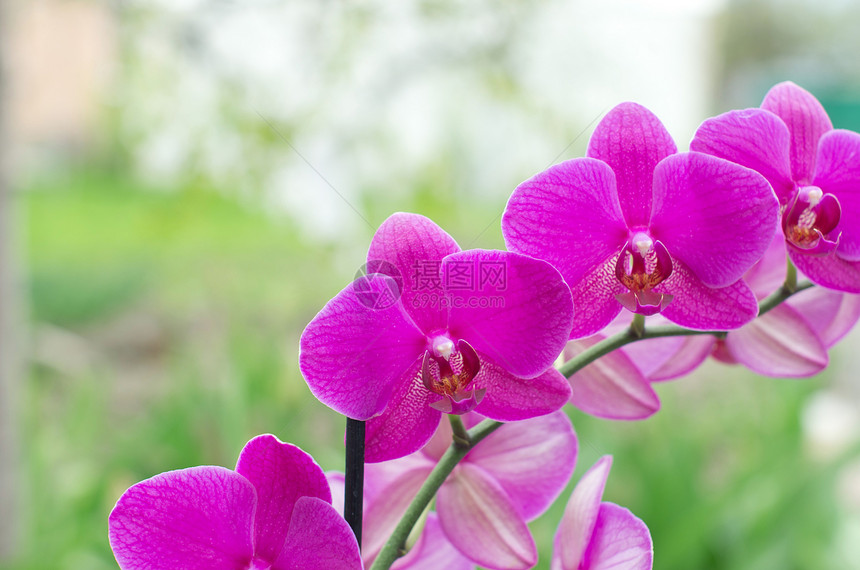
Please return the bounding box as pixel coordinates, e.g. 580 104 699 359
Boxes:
790 249 860 293
473 357 571 421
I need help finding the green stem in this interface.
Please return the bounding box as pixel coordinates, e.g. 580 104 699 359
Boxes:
784 258 798 293
369 419 503 570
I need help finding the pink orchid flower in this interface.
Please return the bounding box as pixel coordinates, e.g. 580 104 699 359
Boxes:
108 434 362 570
553 456 652 570
692 81 860 292
300 212 574 462
503 102 779 338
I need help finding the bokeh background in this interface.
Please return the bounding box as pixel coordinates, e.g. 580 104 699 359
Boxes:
2 0 860 568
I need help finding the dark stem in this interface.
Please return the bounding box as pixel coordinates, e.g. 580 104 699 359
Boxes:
344 417 366 548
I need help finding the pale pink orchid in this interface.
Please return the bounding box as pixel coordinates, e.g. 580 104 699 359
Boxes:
553 456 652 570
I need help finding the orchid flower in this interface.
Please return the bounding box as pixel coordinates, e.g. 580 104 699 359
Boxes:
300 212 573 462
691 81 860 292
108 434 362 570
503 102 779 338
553 456 652 570
355 410 577 570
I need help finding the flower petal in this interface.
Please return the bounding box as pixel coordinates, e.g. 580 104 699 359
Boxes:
569 253 627 338
474 358 571 421
273 496 362 570
299 276 426 420
785 287 860 347
690 108 795 203
438 463 537 570
579 503 653 570
761 81 833 184
465 410 577 520
790 249 860 293
234 435 331 564
587 102 677 227
564 337 660 420
724 304 828 377
813 129 860 261
367 212 461 333
639 335 715 382
502 157 628 286
395 513 476 570
365 365 442 463
650 152 779 288
109 467 255 570
446 249 573 378
744 233 789 299
552 456 612 570
657 258 759 330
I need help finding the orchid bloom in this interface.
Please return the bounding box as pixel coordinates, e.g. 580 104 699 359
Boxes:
108 435 362 570
502 102 779 338
354 410 577 570
553 456 652 570
300 212 574 462
691 81 860 292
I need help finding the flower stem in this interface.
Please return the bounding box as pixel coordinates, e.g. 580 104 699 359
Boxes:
369 419 503 570
344 417 365 548
448 415 470 449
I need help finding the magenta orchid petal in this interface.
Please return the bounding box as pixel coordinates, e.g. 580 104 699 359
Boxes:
299 276 426 420
813 129 860 260
394 513 476 570
658 259 759 329
502 157 629 286
109 467 257 570
569 254 627 338
587 102 678 227
724 304 828 377
552 456 613 570
649 152 779 288
579 503 653 570
645 335 716 382
437 463 537 570
465 410 577 520
690 108 795 202
367 212 461 332
786 287 860 347
474 359 571 421
761 81 833 184
235 435 331 564
565 337 660 419
365 367 442 463
744 233 789 299
790 249 860 294
445 249 574 379
273 496 363 570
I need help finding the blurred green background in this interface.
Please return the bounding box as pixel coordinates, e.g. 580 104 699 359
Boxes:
3 1 860 569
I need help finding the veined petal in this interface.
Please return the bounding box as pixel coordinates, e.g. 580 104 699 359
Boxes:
813 129 860 260
474 358 571 421
762 81 833 184
465 410 577 521
570 253 627 338
657 257 759 330
579 503 653 570
790 249 860 293
691 108 795 203
446 250 573 378
724 304 828 377
273 497 362 570
367 212 461 333
394 513 475 570
565 337 660 420
502 157 628 285
438 463 537 570
365 365 442 463
786 286 860 347
235 435 331 564
109 467 256 570
587 102 678 227
552 456 612 570
299 276 425 420
650 152 779 288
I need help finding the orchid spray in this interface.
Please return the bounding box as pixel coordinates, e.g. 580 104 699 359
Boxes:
109 82 860 570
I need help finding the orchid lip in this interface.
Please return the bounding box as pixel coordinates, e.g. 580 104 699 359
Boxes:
782 186 842 255
421 338 483 415
614 236 674 315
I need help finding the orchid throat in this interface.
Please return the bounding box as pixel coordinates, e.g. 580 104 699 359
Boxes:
782 185 841 255
421 336 485 414
614 232 674 316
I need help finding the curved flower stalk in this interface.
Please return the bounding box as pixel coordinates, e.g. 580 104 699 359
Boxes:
503 102 779 338
364 411 577 570
300 212 573 461
691 81 860 292
108 435 362 570
553 456 652 570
